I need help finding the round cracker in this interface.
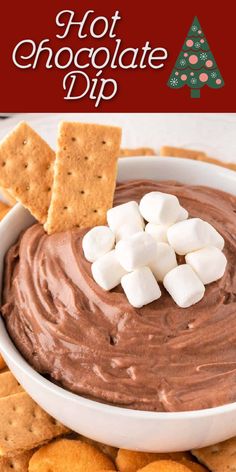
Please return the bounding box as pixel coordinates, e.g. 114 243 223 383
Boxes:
79 435 117 461
28 438 115 472
181 460 208 472
138 460 192 471
116 449 192 472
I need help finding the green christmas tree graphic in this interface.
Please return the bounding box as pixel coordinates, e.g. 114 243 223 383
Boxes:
167 17 224 98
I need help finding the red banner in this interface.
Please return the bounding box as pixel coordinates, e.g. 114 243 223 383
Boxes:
0 0 234 112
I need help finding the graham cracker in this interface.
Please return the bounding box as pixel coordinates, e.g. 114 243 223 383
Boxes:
0 201 10 220
45 122 121 234
0 121 55 223
120 147 156 157
197 155 236 171
192 437 236 472
0 187 16 206
0 354 6 370
160 146 206 160
0 449 34 472
28 438 116 471
0 391 69 457
160 145 236 171
0 371 23 398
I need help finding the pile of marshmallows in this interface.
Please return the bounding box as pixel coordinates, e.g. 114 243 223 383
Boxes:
82 192 227 309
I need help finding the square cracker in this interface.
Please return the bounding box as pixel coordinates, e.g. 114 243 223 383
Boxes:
160 146 236 171
0 449 34 472
192 437 236 472
0 391 69 457
0 371 23 398
0 121 55 223
197 155 236 171
120 147 156 157
45 122 121 234
160 146 206 160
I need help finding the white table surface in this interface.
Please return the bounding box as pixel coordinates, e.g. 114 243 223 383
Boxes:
0 113 235 163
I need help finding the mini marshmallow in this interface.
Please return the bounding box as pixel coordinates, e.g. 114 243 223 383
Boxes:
115 232 156 272
139 192 181 226
115 222 143 242
167 218 224 255
82 226 115 262
121 267 161 308
145 223 168 243
91 250 127 291
163 264 205 308
167 218 205 255
107 201 144 233
149 243 178 282
204 221 224 250
177 206 189 222
186 246 227 285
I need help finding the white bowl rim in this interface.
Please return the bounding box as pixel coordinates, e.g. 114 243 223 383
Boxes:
1 155 236 421
118 155 236 176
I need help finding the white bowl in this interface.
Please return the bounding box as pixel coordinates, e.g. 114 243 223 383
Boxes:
0 157 236 452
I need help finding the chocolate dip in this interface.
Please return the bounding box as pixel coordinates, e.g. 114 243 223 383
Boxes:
2 180 236 412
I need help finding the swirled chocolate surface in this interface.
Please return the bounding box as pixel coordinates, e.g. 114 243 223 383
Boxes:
2 180 236 411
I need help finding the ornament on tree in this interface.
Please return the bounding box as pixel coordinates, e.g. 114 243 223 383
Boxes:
167 17 224 98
